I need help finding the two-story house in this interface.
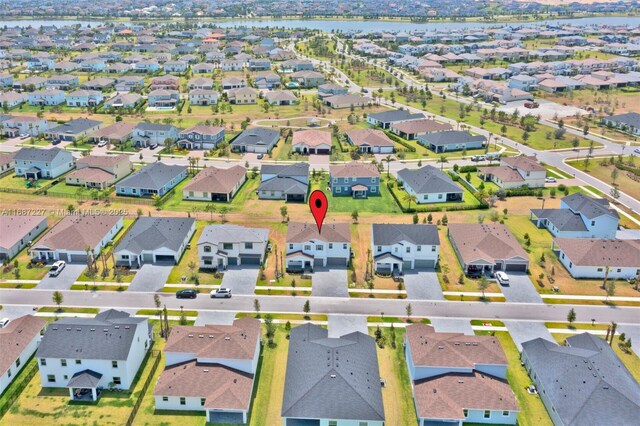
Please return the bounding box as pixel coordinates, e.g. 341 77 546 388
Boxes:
147 89 180 108
36 310 152 400
478 155 546 189
188 89 218 106
153 318 262 424
132 122 179 147
285 222 351 271
329 163 380 198
65 90 104 107
45 74 79 90
227 87 258 104
27 89 66 106
13 147 74 180
197 224 269 270
405 323 519 426
372 223 440 273
178 125 225 150
65 154 132 190
530 193 619 238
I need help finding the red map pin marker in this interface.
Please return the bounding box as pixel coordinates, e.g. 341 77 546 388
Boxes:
309 190 328 234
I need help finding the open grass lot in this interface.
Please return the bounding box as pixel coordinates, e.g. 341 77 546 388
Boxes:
310 174 401 214
552 333 640 383
567 155 640 201
166 223 224 285
382 90 598 150
538 86 640 115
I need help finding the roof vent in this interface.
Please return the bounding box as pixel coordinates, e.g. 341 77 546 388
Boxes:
225 336 231 340
199 335 204 338
458 380 464 384
330 374 337 378
114 325 120 329
209 335 214 338
66 327 71 331
188 334 194 337
53 327 58 330
90 328 95 331
124 326 130 329
203 369 209 372
103 328 109 332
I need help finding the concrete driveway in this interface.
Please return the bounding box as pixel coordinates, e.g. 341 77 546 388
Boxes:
403 270 444 300
499 273 543 304
195 311 237 326
220 266 259 295
312 267 348 297
0 305 38 320
431 318 474 335
37 264 86 290
328 314 367 338
505 321 555 351
128 264 173 292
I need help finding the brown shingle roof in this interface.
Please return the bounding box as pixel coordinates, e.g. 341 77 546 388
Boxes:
164 317 261 360
501 155 545 173
0 315 47 377
406 324 507 367
478 166 525 183
391 119 452 135
330 162 380 178
553 238 640 267
414 372 518 420
76 154 130 169
291 129 331 148
286 222 351 244
0 151 15 167
180 125 224 136
153 361 254 410
66 167 114 183
33 215 121 252
90 122 137 140
448 223 528 265
184 165 246 194
346 129 394 147
0 215 47 251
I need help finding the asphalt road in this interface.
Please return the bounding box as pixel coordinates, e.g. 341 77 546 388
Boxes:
2 288 639 325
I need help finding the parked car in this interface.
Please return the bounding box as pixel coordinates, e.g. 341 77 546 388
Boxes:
176 289 197 299
49 260 66 277
545 177 557 183
634 148 640 154
19 134 30 139
210 288 232 298
470 155 485 162
0 318 9 328
524 101 539 109
51 139 61 145
466 266 483 278
149 143 158 150
257 153 264 159
495 271 510 286
97 140 107 147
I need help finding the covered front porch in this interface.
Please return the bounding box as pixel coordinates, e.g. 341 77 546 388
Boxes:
374 252 404 275
67 370 103 401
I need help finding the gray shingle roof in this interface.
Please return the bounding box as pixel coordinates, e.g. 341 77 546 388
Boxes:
260 162 309 178
530 209 589 232
135 122 176 132
258 176 308 194
372 223 440 246
562 193 619 220
231 128 280 147
282 324 385 422
115 217 195 254
418 130 486 146
14 147 71 162
67 370 103 388
604 112 640 129
522 333 640 426
36 309 147 360
368 109 424 123
49 118 101 135
397 165 462 195
117 162 186 191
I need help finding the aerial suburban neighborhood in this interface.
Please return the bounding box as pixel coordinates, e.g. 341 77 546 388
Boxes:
0 1 639 425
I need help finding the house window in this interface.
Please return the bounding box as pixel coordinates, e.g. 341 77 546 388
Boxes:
63 375 68 380
204 259 212 265
188 191 194 197
333 178 338 184
371 187 376 193
438 194 443 199
316 245 323 250
112 361 118 368
463 409 468 417
343 244 348 250
377 246 382 252
245 242 253 249
432 246 436 252
591 221 595 226
223 243 233 250
15 358 21 368
204 246 211 253
503 411 510 416
569 262 573 268
112 377 121 385
484 410 491 418
180 397 186 405
406 247 411 253
61 359 67 366
40 358 46 366
47 375 56 383
289 244 293 250
359 423 368 426
336 187 341 193
75 360 81 365
417 245 422 252
597 268 603 272
162 396 168 402
329 243 333 249
304 245 311 251
200 398 206 406
329 422 337 426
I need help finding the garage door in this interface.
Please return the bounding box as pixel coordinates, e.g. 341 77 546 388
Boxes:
327 257 345 266
316 149 330 154
143 253 154 263
240 255 261 265
313 258 324 267
403 260 413 270
415 259 435 268
228 257 238 266
155 255 176 264
505 263 528 272
68 253 88 263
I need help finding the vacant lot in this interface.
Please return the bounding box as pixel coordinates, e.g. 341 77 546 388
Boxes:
567 156 640 201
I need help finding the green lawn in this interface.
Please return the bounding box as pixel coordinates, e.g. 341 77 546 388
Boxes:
0 243 50 282
166 224 224 285
46 181 86 196
38 307 99 314
388 176 482 212
310 175 401 214
161 175 260 213
0 174 50 191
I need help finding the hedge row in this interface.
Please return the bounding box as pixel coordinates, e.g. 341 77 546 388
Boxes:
384 131 417 153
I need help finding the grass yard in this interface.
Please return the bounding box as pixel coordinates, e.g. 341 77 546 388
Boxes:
38 307 99 314
309 175 401 214
161 175 260 213
166 224 224 285
0 174 51 191
388 177 482 212
566 156 640 201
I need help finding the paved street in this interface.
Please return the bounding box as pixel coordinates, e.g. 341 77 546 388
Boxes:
312 267 348 297
128 264 173 292
36 264 85 290
328 314 367 337
505 321 555 351
220 266 259 295
430 318 475 335
403 270 444 300
2 289 638 325
499 273 544 304
194 310 237 326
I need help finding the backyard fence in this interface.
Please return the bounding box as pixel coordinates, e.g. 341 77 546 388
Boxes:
125 349 161 426
0 358 38 418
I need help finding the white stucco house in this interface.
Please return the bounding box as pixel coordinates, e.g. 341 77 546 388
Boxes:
552 238 640 280
0 315 47 395
372 224 440 273
197 224 269 270
285 222 351 272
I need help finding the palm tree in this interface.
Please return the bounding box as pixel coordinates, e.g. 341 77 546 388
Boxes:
204 203 216 221
437 155 448 171
383 154 394 177
403 193 417 211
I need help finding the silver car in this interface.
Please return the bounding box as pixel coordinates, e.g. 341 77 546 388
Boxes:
210 288 232 298
495 271 510 286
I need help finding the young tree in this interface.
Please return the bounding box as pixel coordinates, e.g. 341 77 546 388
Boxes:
351 210 359 223
478 275 489 299
280 205 288 222
52 291 64 310
264 314 276 345
405 303 413 321
303 300 311 319
567 308 576 325
253 298 261 317
605 280 616 302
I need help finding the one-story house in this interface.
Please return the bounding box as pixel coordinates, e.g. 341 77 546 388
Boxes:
397 165 464 204
448 223 529 274
390 118 453 140
345 128 394 154
183 165 246 202
114 217 196 267
258 162 309 202
231 128 279 154
46 118 102 142
324 94 372 109
418 131 486 153
116 162 187 198
366 109 424 129
478 155 546 189
88 122 137 145
291 129 332 154
0 215 47 261
552 238 640 279
601 112 640 136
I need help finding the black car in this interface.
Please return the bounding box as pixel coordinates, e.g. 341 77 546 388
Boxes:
176 289 197 299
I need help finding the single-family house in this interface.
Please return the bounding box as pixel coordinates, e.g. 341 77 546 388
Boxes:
197 225 268 269
329 163 380 198
191 63 215 74
0 91 27 108
285 222 350 271
45 74 78 90
0 115 49 137
258 162 309 202
366 109 424 129
0 315 48 395
88 122 137 145
14 147 74 180
265 90 297 105
150 75 180 91
65 90 104 107
188 77 214 90
114 217 195 267
372 224 440 273
65 154 131 190
227 87 258 104
163 60 187 73
253 72 280 89
324 94 372 109
221 77 246 90
0 215 47 261
345 128 394 154
448 223 530 274
81 77 115 91
114 76 145 92
147 89 180 108
317 83 348 98
47 118 102 142
183 165 246 202
291 129 332 155
601 112 640 136
530 193 619 238
477 155 546 189
551 238 640 280
231 128 279 153
27 89 66 106
132 122 179 147
390 119 452 140
418 131 486 153
116 162 187 198
153 318 262 424
104 93 142 110
189 89 219 106
397 165 464 203
178 125 225 150
281 323 385 426
290 70 325 87
30 215 123 263
36 310 152 400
